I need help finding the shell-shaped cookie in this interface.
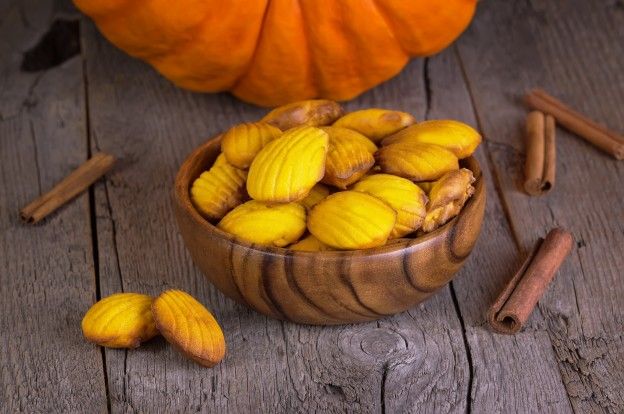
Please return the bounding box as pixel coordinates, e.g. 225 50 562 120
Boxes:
212 153 230 168
423 168 476 232
81 293 158 349
218 200 306 247
333 109 416 143
308 191 396 250
152 290 226 368
247 126 329 202
320 127 376 189
299 183 330 211
352 174 428 238
375 142 459 181
190 158 247 220
416 181 435 194
382 120 481 159
289 234 334 252
261 99 344 131
221 122 282 168
321 126 377 154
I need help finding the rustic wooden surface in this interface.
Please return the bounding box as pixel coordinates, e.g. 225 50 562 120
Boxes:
1 0 622 412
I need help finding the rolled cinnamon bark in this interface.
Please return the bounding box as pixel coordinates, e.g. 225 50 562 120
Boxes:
524 111 556 195
525 89 624 160
488 228 574 334
20 152 115 224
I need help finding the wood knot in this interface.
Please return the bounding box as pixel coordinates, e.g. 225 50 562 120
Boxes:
356 328 408 358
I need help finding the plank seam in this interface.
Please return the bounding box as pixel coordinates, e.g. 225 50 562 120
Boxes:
101 179 125 293
449 282 474 414
380 361 388 414
423 58 432 120
28 120 42 195
453 42 578 411
452 45 524 253
81 19 112 413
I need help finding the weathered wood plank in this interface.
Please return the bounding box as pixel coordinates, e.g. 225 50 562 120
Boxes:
0 0 107 411
456 0 624 412
427 48 574 413
82 19 474 412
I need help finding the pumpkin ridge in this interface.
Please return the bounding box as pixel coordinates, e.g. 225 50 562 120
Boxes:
368 0 409 56
228 1 276 93
145 8 220 61
76 0 477 106
295 0 320 98
93 1 214 61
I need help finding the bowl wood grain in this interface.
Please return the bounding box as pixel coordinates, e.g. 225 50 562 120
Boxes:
174 136 486 325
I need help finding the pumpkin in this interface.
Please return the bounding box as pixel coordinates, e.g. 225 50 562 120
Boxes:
74 0 477 107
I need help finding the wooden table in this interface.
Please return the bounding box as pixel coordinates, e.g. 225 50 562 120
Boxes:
2 1 623 412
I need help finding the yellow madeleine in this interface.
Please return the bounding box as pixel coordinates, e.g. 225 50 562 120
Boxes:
375 142 459 181
190 157 247 220
299 183 330 211
333 109 416 142
212 152 230 168
261 99 344 131
320 126 376 189
247 126 329 202
423 168 476 232
152 290 226 368
382 120 481 159
308 191 396 250
352 174 428 238
218 200 306 247
290 234 334 252
321 126 377 154
416 181 435 194
221 122 282 168
81 293 158 349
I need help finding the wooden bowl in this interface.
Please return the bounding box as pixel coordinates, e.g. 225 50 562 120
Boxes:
174 136 486 325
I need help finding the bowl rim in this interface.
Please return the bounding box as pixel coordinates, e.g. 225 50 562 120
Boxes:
174 134 483 258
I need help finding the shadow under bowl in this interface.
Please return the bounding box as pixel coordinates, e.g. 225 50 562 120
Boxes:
174 136 486 325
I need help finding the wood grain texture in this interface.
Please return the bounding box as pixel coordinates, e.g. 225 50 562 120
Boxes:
0 0 107 411
456 0 624 412
426 42 574 413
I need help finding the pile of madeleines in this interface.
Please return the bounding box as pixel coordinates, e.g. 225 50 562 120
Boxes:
191 100 482 251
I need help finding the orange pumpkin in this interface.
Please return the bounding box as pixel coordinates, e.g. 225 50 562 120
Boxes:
75 0 477 107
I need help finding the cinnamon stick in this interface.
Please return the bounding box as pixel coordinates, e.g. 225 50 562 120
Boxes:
488 228 574 334
20 152 115 224
524 111 556 196
524 89 624 160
